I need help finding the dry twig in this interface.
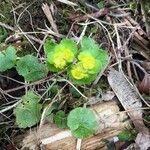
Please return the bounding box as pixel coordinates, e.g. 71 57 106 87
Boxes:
70 8 109 22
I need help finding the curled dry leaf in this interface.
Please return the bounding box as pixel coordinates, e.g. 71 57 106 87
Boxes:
138 73 150 95
108 69 143 118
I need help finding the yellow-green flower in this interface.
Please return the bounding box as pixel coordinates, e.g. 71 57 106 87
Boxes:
53 49 74 69
46 39 77 71
71 63 88 80
78 52 96 70
70 52 97 80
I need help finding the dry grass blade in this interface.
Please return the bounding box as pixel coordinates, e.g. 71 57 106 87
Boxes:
108 69 150 150
42 3 59 34
57 0 77 6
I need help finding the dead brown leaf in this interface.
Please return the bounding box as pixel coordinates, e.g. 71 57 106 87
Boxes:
138 73 150 95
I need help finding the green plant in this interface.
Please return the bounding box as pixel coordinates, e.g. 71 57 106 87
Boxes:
118 129 137 141
14 91 42 128
69 37 108 84
67 107 98 139
45 37 108 85
53 110 68 128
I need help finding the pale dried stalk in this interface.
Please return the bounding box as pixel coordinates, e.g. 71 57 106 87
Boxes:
42 3 59 34
57 0 77 6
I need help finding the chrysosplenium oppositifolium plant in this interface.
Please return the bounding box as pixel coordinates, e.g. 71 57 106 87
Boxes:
0 37 108 139
44 37 109 85
0 37 108 85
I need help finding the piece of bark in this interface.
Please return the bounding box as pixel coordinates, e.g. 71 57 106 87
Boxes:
42 129 121 150
108 70 143 119
20 101 129 150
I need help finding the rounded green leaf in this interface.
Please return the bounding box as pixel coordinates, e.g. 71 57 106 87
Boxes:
16 55 48 81
14 91 42 128
67 107 98 139
0 46 17 72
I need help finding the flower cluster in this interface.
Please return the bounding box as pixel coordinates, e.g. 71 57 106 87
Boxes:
44 37 108 85
71 63 88 80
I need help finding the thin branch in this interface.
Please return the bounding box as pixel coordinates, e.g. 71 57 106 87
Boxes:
0 99 22 114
